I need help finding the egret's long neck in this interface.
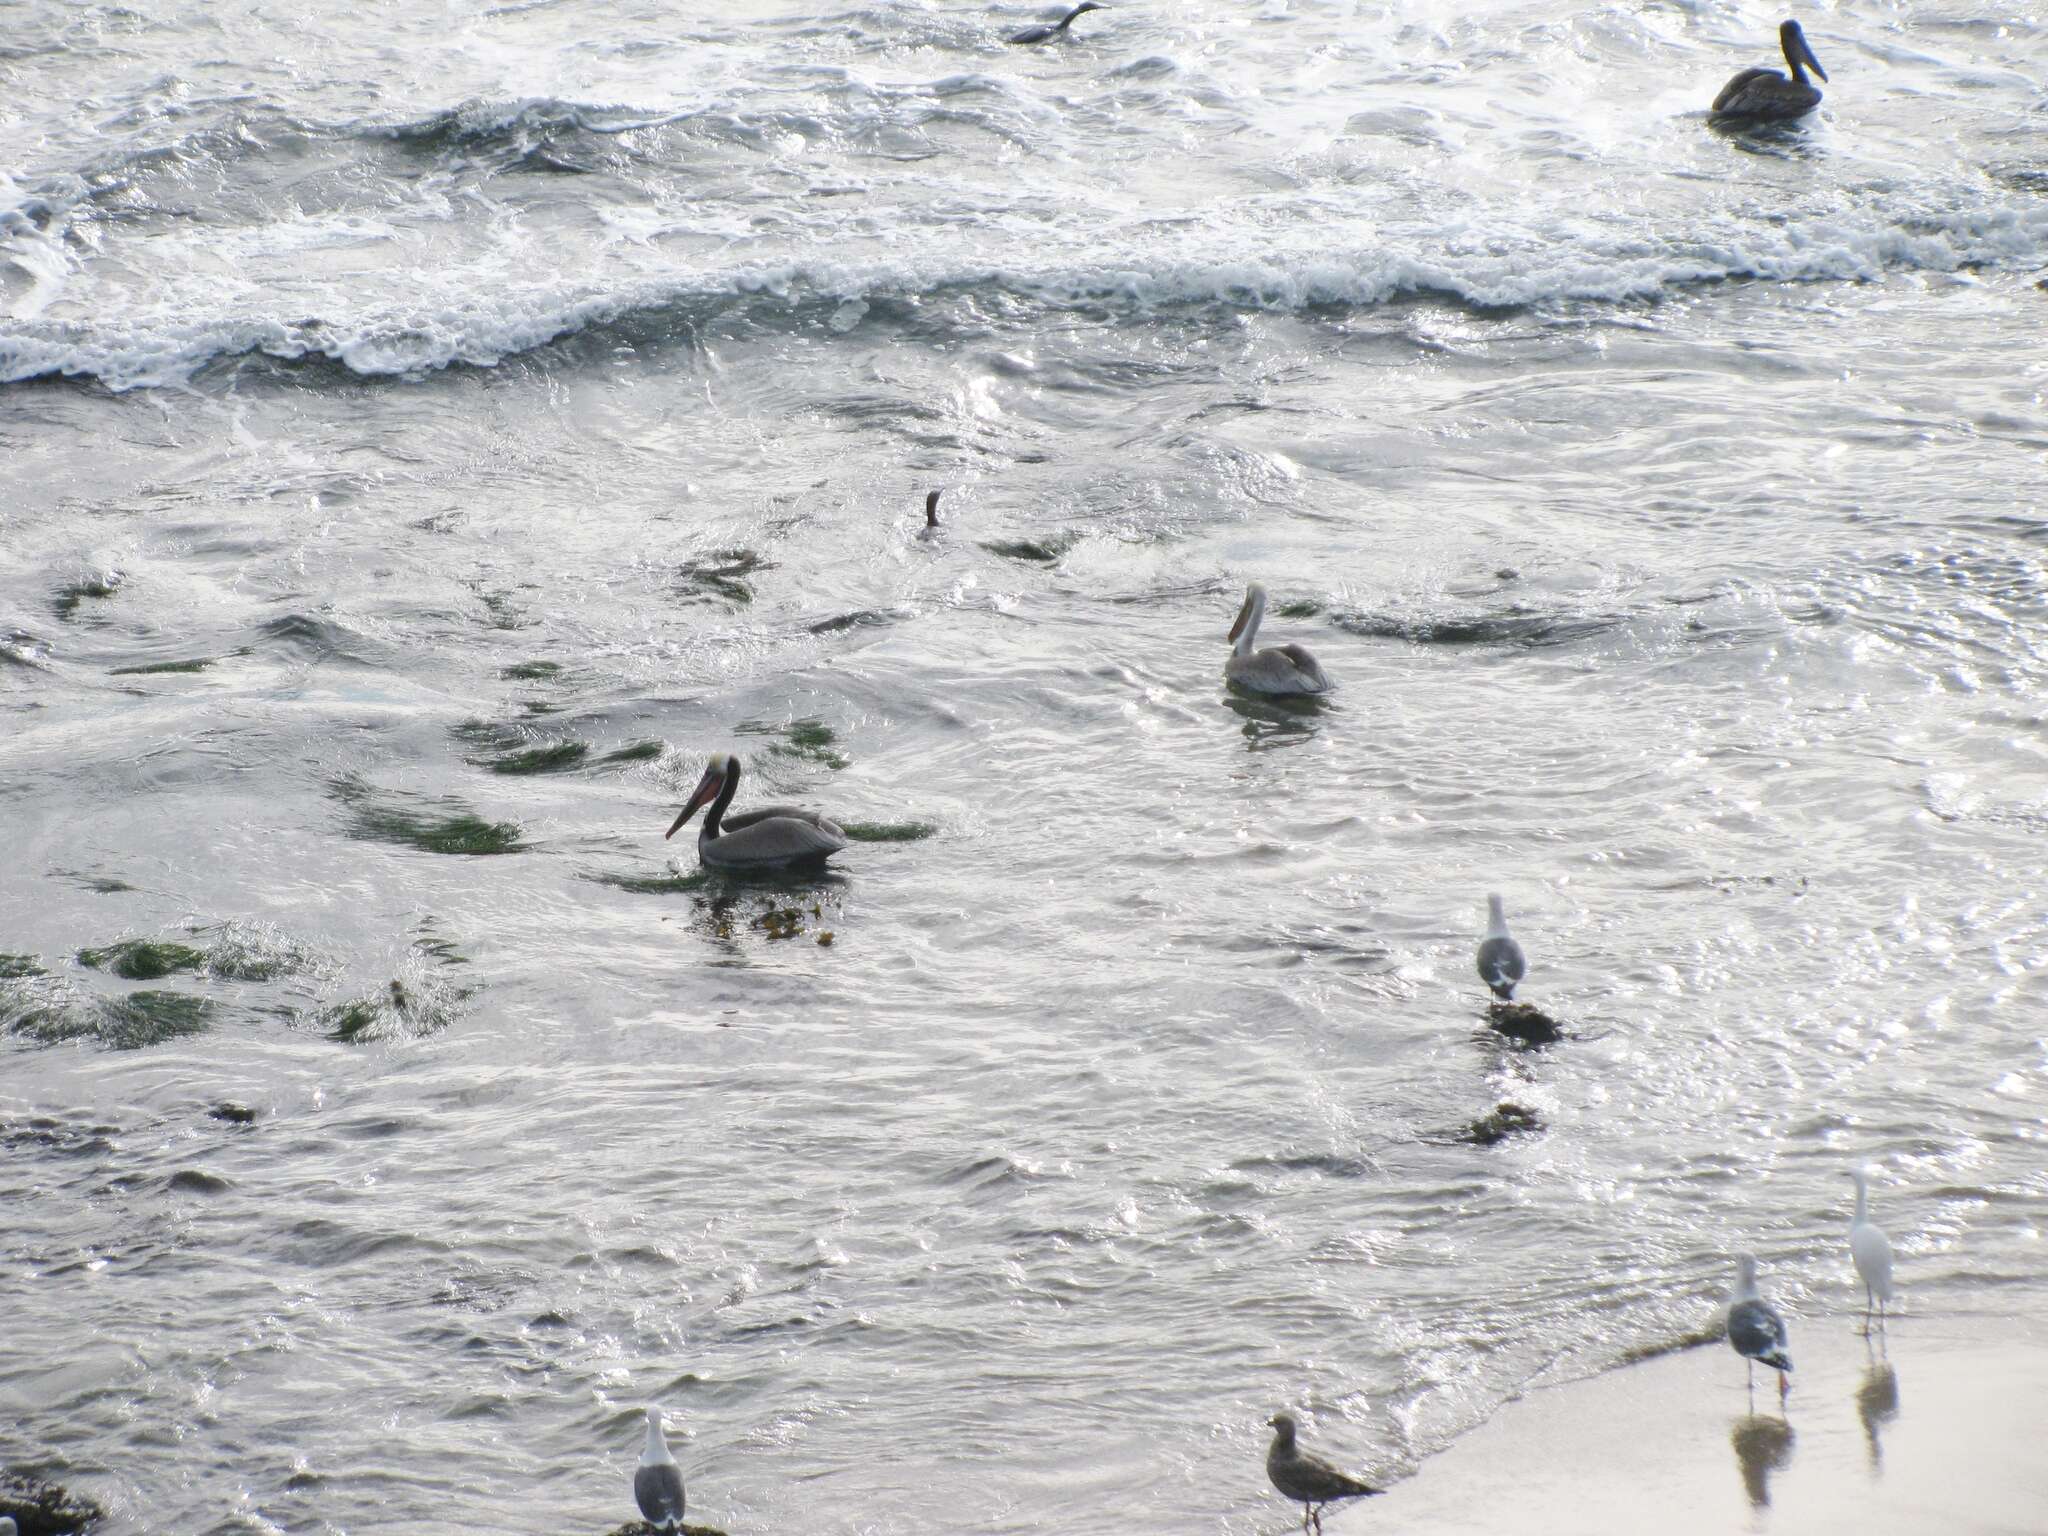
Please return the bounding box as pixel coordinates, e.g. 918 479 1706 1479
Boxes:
1852 1177 1868 1225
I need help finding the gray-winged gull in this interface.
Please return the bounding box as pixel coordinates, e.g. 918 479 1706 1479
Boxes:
1849 1167 1896 1334
1727 1253 1793 1399
634 1405 686 1534
1475 894 1527 1000
1265 1413 1381 1534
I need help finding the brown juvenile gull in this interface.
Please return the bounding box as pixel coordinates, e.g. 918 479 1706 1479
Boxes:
1265 1413 1381 1534
634 1405 686 1533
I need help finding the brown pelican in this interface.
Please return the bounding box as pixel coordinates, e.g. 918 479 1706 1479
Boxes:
917 488 943 541
665 753 849 870
1225 583 1331 695
1475 894 1527 1000
1727 1254 1794 1401
1712 20 1827 122
1007 2 1105 45
1265 1414 1381 1536
634 1406 686 1534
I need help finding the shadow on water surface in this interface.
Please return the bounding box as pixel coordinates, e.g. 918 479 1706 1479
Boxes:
1224 687 1329 749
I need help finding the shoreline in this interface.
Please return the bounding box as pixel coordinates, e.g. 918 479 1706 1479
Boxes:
1369 1308 2048 1535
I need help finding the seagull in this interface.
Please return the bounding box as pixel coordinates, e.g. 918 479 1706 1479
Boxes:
1712 20 1828 123
665 753 849 871
634 1405 687 1534
1475 894 1527 1001
1007 2 1106 45
1265 1414 1381 1535
1849 1167 1896 1335
1225 583 1332 696
1727 1253 1793 1400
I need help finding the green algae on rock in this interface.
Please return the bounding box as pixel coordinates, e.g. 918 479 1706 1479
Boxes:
0 1468 107 1534
331 777 526 856
480 741 589 775
500 659 563 680
109 656 213 675
597 740 665 765
840 820 937 842
76 939 209 980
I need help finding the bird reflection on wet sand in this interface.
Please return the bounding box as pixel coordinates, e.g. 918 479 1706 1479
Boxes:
1857 1353 1900 1476
1730 1412 1795 1509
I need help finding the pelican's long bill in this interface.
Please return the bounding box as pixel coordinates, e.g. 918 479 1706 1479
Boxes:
666 760 727 839
1790 23 1827 82
1227 590 1256 644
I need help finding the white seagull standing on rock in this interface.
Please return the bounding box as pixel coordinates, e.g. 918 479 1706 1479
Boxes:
634 1405 687 1534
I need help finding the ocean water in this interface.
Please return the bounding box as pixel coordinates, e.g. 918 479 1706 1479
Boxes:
3 1 2046 1532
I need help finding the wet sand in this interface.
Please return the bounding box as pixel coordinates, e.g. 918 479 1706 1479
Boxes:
1375 1310 2047 1535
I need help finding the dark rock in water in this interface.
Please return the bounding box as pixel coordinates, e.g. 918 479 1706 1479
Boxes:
1461 1102 1543 1146
602 1523 730 1536
0 1469 107 1534
1488 1000 1564 1045
209 1102 259 1125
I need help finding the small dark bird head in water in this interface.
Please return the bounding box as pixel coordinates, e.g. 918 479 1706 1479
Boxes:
925 489 942 527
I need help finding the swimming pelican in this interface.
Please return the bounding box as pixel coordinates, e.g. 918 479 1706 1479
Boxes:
665 753 849 870
634 1406 686 1535
1007 2 1105 45
1712 20 1828 122
1849 1167 1896 1335
917 488 943 541
1727 1253 1793 1400
1225 583 1331 695
1265 1414 1381 1536
1475 894 1527 1001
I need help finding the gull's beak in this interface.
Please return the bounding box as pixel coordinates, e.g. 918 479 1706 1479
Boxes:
1227 592 1255 643
665 765 723 839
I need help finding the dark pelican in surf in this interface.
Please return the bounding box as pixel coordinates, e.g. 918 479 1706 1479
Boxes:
1225 582 1331 696
1727 1253 1794 1400
919 488 943 539
665 752 849 870
1712 20 1828 122
1007 2 1106 45
1475 894 1527 1001
633 1406 686 1534
1265 1414 1381 1536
